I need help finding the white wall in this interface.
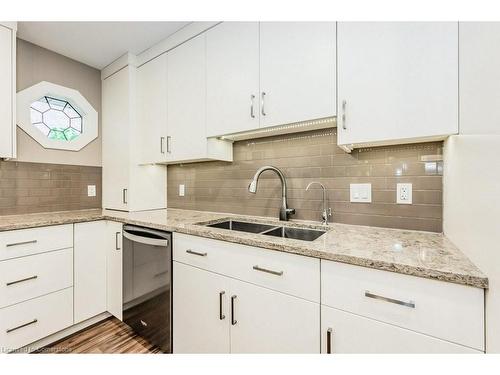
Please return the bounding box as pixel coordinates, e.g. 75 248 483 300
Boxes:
15 39 102 166
443 22 500 353
444 136 500 352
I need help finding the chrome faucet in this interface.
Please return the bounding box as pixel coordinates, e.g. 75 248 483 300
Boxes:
248 166 295 221
306 181 332 225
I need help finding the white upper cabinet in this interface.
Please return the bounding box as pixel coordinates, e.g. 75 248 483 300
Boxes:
259 22 336 129
167 34 207 162
137 54 168 164
206 22 260 137
459 22 500 135
102 67 131 211
337 22 458 150
0 23 16 159
166 34 232 164
102 64 166 211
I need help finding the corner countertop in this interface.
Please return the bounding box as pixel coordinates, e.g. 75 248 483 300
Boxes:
0 208 488 289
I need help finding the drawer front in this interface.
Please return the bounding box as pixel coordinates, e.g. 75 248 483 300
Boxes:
321 305 481 353
0 288 73 352
173 233 320 302
0 224 73 261
0 248 73 308
321 260 485 351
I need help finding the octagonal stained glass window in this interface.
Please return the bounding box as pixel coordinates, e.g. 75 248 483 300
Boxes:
30 96 83 141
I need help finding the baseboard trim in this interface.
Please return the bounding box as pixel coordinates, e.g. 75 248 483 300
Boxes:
13 312 112 353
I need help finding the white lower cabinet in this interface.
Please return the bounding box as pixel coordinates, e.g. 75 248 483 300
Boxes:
74 221 107 323
106 221 123 321
173 262 230 353
321 305 480 354
229 277 319 353
0 288 73 352
173 261 319 353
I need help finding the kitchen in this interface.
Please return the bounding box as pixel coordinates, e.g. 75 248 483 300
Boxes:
1 1 500 373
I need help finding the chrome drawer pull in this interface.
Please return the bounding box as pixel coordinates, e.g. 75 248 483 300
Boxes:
6 319 38 333
252 265 283 276
6 275 38 286
326 328 333 354
186 249 207 257
219 291 226 320
6 240 37 247
365 291 415 309
231 295 237 325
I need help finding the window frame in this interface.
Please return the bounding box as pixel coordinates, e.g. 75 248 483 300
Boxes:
17 81 98 151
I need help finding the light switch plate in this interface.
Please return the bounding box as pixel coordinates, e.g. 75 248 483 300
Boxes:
87 185 96 197
179 184 185 197
397 183 412 204
350 183 372 203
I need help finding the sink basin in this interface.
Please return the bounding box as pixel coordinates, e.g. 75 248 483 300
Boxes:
262 226 326 242
207 220 276 234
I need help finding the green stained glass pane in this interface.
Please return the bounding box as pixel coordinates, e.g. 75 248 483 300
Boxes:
48 129 67 141
63 127 80 141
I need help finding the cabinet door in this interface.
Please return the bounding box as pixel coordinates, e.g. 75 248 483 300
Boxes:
459 22 500 135
106 221 123 320
74 221 107 323
321 306 480 354
0 25 13 158
337 22 458 147
167 34 206 162
173 262 230 353
229 278 319 353
102 67 130 210
206 22 260 137
259 22 336 129
137 54 168 163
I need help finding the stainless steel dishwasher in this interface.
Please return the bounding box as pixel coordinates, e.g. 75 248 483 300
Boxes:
122 225 172 353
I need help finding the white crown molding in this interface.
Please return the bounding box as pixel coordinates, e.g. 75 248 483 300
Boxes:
17 81 98 152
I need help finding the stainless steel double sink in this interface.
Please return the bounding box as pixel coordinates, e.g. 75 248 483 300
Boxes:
206 219 326 242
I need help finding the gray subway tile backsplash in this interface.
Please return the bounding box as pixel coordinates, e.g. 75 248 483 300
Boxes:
0 161 101 215
167 129 443 232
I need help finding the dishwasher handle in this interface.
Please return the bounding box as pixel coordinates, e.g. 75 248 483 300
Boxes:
122 225 170 247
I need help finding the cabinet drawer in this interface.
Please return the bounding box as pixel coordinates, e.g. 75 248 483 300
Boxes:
321 305 481 353
0 248 73 308
0 224 73 261
0 288 73 352
321 260 484 351
173 233 320 302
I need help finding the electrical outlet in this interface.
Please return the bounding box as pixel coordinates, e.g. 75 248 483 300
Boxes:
397 183 412 204
179 184 185 197
87 185 96 197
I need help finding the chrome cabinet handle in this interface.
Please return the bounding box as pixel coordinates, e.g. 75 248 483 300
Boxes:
122 189 128 204
115 232 121 250
364 291 415 309
250 94 255 118
6 319 38 333
219 291 226 320
186 249 207 257
261 92 266 116
6 275 38 286
166 136 172 153
160 137 165 154
252 265 283 276
231 295 237 325
326 328 333 354
341 100 347 130
6 240 37 248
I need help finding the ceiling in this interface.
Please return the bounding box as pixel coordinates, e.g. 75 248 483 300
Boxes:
17 22 191 70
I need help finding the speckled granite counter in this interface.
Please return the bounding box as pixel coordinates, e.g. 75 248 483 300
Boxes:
0 208 488 289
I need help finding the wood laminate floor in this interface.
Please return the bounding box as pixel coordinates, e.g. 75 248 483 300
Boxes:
36 317 162 354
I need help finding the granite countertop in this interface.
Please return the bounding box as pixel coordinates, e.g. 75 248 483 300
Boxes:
0 208 488 289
